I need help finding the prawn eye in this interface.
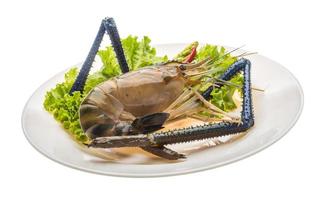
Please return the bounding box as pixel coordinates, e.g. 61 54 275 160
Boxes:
179 64 186 70
163 76 173 83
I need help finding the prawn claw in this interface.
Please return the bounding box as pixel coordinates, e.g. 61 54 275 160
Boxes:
89 135 152 148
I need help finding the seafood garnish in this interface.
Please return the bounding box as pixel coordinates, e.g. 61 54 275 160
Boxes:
44 17 255 160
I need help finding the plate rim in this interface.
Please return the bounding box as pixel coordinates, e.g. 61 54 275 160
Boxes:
21 44 304 177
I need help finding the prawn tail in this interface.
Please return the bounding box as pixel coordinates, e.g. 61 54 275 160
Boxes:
131 112 170 133
87 113 170 149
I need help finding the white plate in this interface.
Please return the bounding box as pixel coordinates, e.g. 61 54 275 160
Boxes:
22 44 304 177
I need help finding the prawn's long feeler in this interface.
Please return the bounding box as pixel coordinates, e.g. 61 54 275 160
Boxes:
69 17 129 95
213 45 245 65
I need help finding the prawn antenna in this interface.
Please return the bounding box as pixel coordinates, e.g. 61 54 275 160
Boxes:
214 45 245 64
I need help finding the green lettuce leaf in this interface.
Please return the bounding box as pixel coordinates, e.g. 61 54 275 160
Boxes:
210 74 243 111
97 46 121 78
174 41 198 62
195 44 243 112
43 68 87 142
99 35 167 73
196 44 237 77
132 36 168 69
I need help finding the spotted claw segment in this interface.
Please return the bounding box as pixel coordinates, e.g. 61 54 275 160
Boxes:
69 17 129 95
89 134 152 148
102 18 129 74
141 145 186 160
89 136 186 160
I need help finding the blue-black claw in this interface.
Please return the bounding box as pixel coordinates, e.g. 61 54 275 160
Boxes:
102 18 129 74
151 58 254 145
69 17 129 95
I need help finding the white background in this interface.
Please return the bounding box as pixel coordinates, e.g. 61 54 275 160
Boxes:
0 0 324 199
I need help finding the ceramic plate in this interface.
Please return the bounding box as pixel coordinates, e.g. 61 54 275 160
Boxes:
22 44 303 177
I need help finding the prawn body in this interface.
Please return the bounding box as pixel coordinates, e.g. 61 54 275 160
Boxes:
80 64 186 139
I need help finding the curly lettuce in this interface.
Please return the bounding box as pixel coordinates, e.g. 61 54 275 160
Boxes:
43 68 86 141
194 44 243 112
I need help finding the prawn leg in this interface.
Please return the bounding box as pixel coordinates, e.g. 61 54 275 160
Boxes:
131 114 186 160
70 17 129 94
141 146 186 160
